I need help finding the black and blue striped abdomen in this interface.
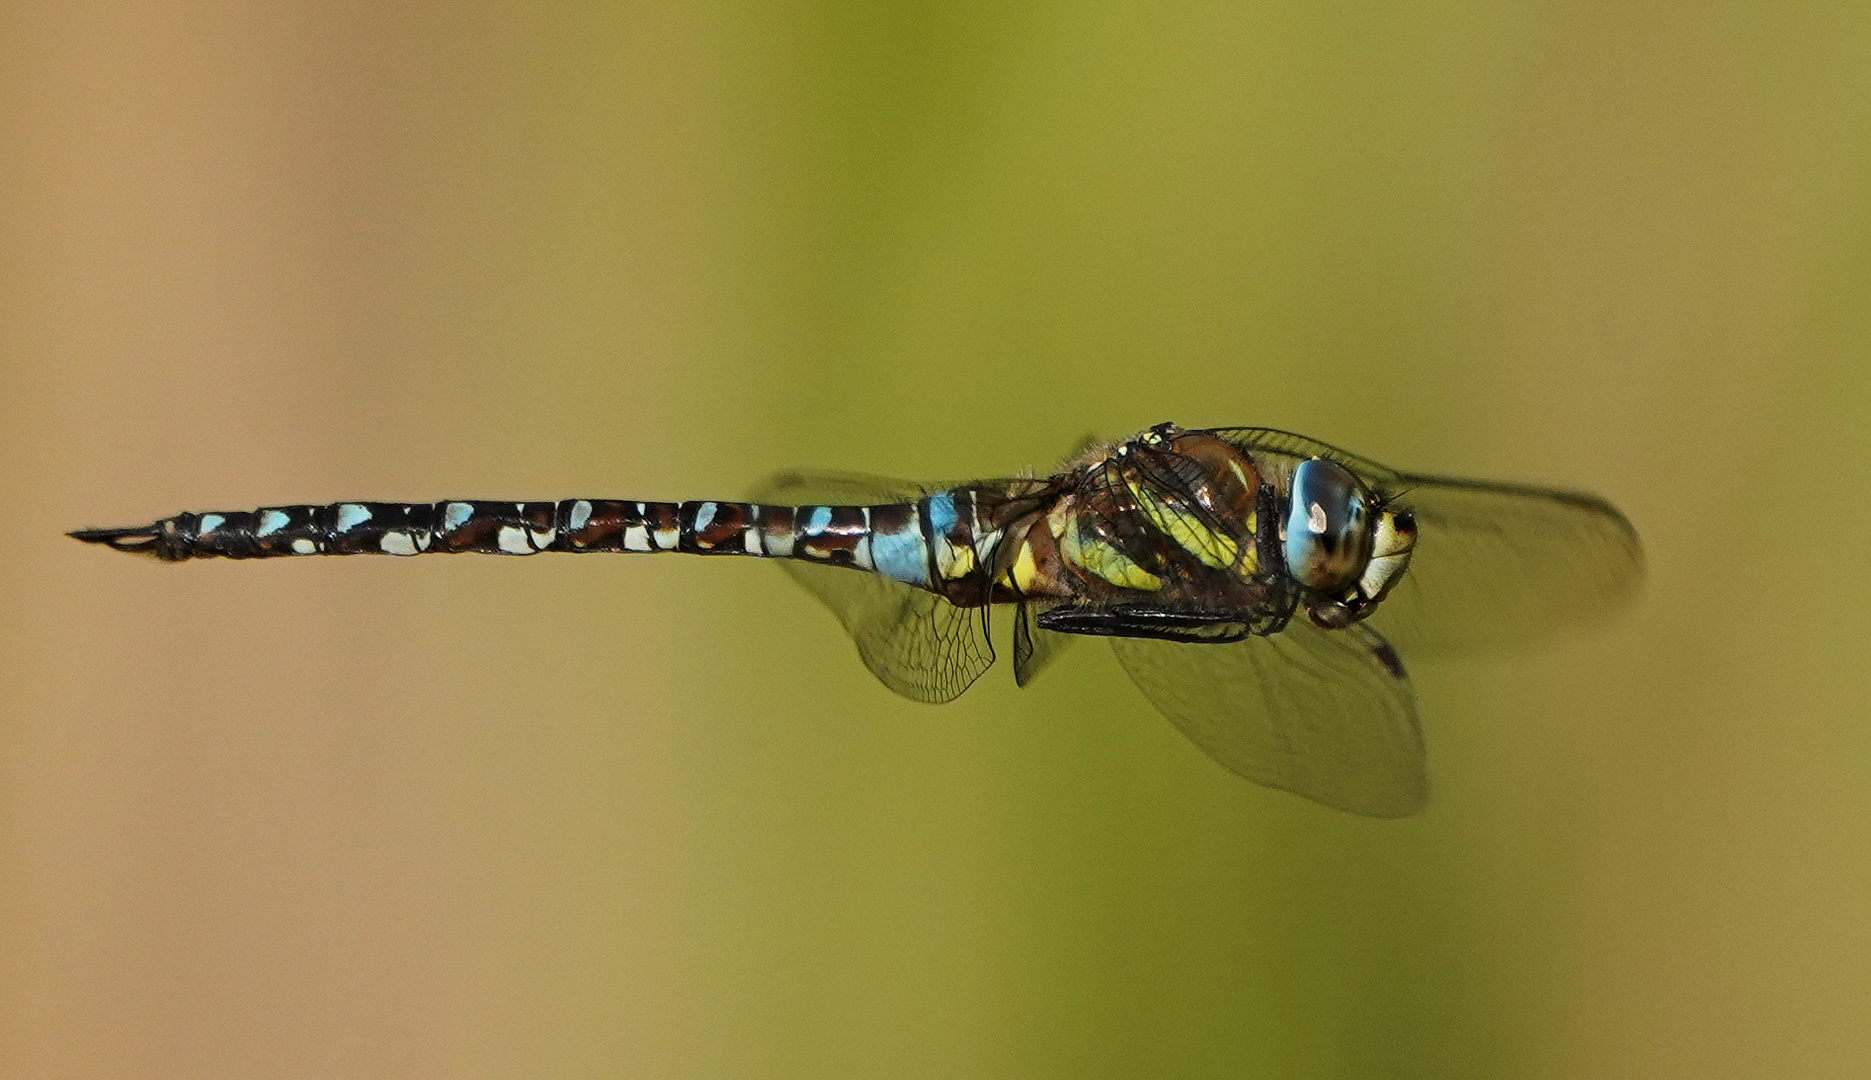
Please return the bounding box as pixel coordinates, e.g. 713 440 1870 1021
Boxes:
70 489 1002 598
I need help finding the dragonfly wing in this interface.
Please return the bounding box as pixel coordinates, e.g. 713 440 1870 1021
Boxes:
780 563 994 703
1110 620 1428 817
1216 428 1644 658
754 469 994 704
1212 427 1404 484
1369 476 1643 658
1012 601 1078 687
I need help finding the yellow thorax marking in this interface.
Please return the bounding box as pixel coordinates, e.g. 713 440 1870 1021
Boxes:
1123 475 1240 571
1061 516 1162 591
1047 500 1071 539
938 542 976 581
1010 538 1041 593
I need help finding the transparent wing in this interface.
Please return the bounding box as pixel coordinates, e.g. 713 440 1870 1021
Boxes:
1012 601 1078 687
1213 427 1404 484
754 469 994 704
1110 620 1428 817
1217 428 1644 658
1369 476 1643 657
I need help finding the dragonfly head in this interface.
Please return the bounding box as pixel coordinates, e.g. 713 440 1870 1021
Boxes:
1283 458 1417 628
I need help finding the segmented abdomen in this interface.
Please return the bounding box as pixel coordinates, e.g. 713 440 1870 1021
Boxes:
94 491 1003 599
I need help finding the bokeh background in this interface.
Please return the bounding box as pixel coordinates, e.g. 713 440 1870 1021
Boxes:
4 3 1869 1077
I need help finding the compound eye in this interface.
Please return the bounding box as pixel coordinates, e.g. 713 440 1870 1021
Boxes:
1283 458 1373 592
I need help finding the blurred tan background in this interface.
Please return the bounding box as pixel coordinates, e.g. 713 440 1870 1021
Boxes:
4 2 1868 1077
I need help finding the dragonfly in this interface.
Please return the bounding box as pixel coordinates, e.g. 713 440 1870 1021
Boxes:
71 423 1642 817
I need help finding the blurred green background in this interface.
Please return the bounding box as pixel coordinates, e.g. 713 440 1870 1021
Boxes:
4 2 1869 1077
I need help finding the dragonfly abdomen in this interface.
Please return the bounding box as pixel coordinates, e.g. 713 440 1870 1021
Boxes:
68 493 999 596
70 499 673 561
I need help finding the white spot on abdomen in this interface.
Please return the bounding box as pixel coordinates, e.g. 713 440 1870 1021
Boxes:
335 504 373 531
851 507 874 570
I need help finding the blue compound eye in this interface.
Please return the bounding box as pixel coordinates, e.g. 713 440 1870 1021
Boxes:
1283 458 1373 592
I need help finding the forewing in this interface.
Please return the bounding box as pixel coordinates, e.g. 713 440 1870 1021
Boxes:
1370 476 1643 658
1212 427 1403 484
754 469 994 704
1216 428 1644 658
1110 620 1428 817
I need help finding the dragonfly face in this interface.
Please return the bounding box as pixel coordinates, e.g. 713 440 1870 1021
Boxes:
1280 457 1420 630
72 422 1643 818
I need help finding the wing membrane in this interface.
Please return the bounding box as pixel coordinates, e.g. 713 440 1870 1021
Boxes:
1111 620 1428 817
754 469 994 703
1217 428 1644 658
1370 476 1642 657
1213 427 1403 484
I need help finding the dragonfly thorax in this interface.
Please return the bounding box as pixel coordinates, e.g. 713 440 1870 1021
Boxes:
1003 428 1280 641
1066 432 1262 589
1012 427 1421 639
